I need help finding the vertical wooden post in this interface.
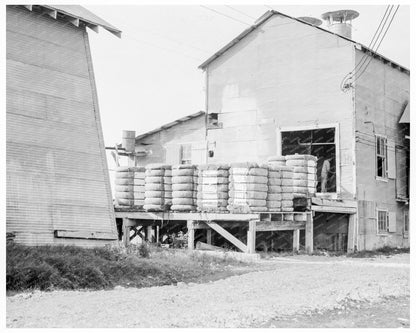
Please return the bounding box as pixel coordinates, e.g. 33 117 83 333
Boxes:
247 220 256 254
293 229 300 253
122 218 130 247
187 220 195 250
146 226 154 242
156 225 160 244
347 213 357 253
305 213 314 254
207 229 212 245
122 130 136 166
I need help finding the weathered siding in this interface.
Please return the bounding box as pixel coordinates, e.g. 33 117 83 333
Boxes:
135 115 206 165
6 6 117 245
206 14 356 198
354 49 410 250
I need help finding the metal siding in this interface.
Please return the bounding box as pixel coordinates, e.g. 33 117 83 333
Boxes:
6 6 116 245
354 48 410 250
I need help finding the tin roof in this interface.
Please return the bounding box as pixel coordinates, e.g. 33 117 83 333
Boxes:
22 5 121 37
198 10 409 74
135 111 205 141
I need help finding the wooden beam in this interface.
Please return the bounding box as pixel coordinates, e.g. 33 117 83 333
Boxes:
68 17 80 27
207 229 212 245
256 221 305 232
43 8 57 19
54 230 117 240
205 221 247 253
122 218 130 247
305 212 314 254
87 24 99 33
293 229 300 253
247 220 256 254
347 213 357 253
187 220 195 250
311 205 356 214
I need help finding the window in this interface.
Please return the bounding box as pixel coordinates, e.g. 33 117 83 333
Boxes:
404 210 409 234
180 144 192 165
281 127 336 193
376 135 388 179
377 209 389 234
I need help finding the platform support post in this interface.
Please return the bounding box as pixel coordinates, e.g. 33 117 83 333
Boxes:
146 226 154 242
293 229 300 253
247 220 256 254
305 213 314 254
156 225 160 243
347 213 357 253
122 218 131 247
207 229 212 245
187 220 195 250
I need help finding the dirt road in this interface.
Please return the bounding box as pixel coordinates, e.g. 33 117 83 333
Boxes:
7 254 409 328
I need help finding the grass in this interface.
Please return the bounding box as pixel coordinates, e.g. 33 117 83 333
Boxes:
346 246 410 258
6 242 247 293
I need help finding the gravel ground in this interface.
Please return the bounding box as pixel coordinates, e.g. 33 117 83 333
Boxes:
7 254 409 328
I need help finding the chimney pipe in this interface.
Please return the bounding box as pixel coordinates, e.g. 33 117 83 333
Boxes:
321 9 359 39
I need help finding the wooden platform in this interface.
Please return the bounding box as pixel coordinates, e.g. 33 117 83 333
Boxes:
114 207 314 254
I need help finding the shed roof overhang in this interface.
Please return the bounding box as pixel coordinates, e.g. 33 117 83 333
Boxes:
399 103 410 124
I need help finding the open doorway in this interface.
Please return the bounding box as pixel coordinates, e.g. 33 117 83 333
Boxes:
281 127 337 193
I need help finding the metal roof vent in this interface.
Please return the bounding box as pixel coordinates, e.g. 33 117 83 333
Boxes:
321 9 359 39
297 16 323 26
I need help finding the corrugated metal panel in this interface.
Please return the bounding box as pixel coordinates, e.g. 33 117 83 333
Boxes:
7 6 86 52
7 30 90 78
6 6 116 246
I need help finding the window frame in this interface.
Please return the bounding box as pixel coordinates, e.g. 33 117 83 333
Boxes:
180 143 192 165
375 134 388 181
376 208 389 235
277 123 340 198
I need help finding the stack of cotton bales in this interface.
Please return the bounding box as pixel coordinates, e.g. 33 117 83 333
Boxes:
144 164 169 211
114 166 134 206
197 164 230 212
163 166 172 208
132 166 145 208
171 164 197 211
285 155 318 198
267 155 286 166
265 164 285 212
228 163 268 213
280 166 295 212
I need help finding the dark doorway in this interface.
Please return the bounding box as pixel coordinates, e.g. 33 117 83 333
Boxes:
281 127 336 193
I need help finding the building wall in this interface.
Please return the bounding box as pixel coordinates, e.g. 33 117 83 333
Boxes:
135 115 206 165
205 14 356 199
354 49 410 250
6 6 117 245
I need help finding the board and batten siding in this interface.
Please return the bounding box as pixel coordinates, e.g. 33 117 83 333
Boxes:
135 114 206 166
205 14 356 199
6 6 117 246
354 49 410 250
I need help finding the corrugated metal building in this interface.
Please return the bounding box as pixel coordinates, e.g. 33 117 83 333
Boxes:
134 10 409 251
6 5 121 246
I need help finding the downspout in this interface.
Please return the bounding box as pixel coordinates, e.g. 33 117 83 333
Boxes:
204 69 209 163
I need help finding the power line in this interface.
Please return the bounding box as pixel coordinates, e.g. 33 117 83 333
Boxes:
340 5 393 91
200 5 252 26
353 5 400 84
225 5 257 20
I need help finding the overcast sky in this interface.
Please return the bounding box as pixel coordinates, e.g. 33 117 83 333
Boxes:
85 5 410 147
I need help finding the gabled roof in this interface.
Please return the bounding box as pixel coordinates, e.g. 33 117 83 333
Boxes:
135 111 205 142
21 5 121 38
199 10 408 74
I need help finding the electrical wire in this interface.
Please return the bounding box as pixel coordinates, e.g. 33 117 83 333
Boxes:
340 5 393 91
352 5 400 84
200 5 252 26
225 5 257 20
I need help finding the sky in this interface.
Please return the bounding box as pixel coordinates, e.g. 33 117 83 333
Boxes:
85 4 410 149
